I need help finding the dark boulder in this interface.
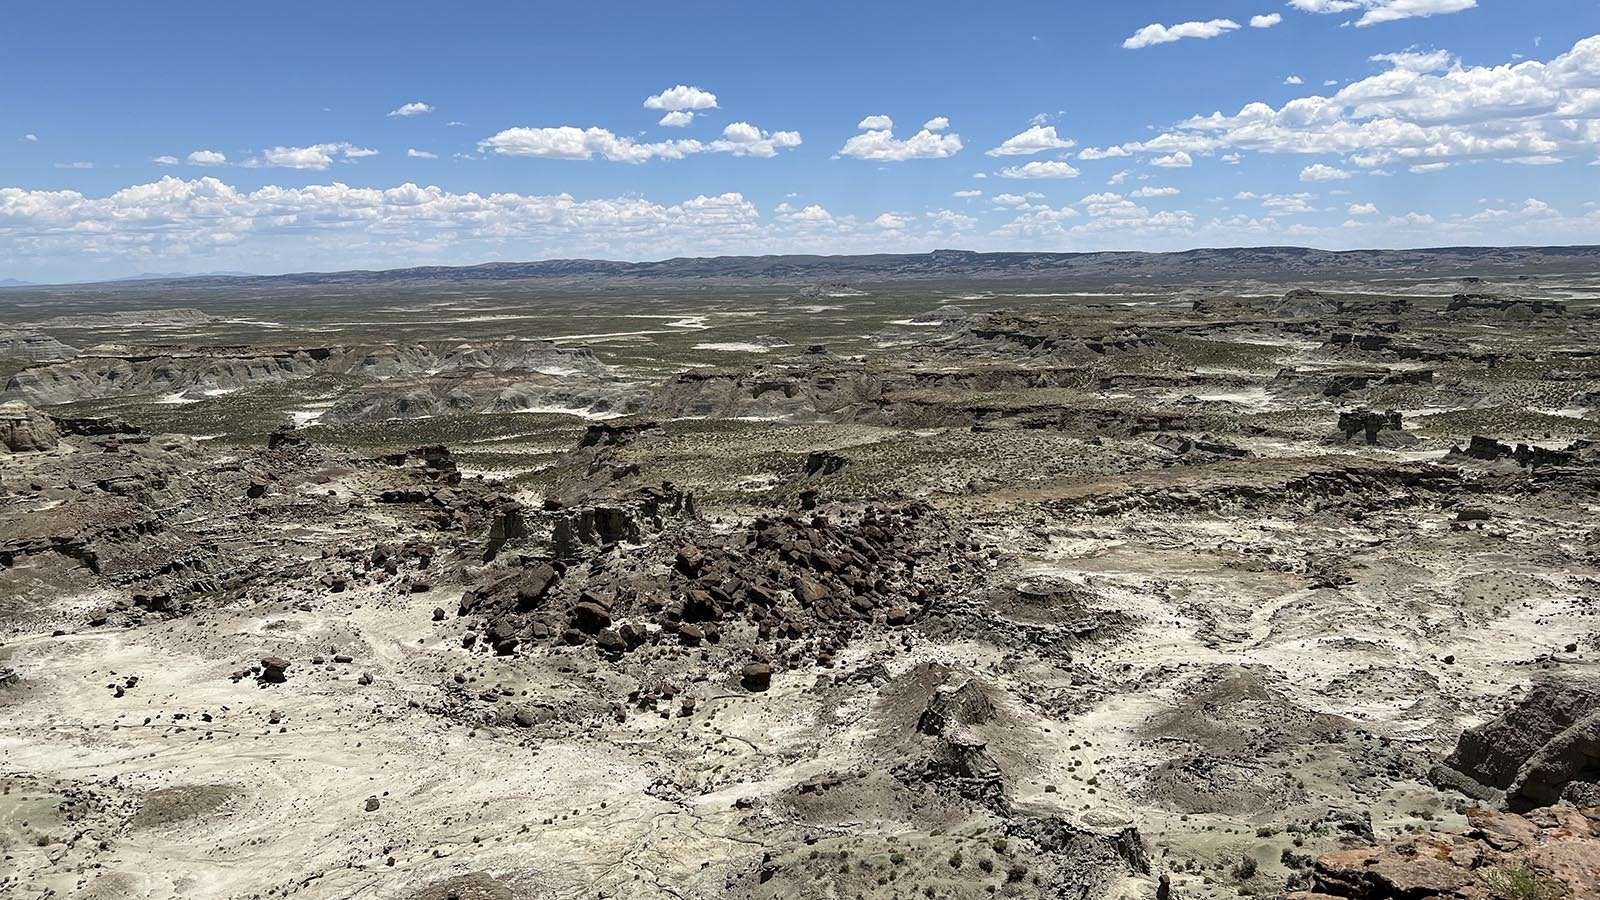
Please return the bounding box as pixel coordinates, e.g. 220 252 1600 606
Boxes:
572 601 612 633
741 662 772 692
259 656 290 684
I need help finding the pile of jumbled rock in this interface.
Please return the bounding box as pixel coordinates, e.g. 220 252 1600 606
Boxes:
368 445 528 539
456 502 990 688
647 504 943 649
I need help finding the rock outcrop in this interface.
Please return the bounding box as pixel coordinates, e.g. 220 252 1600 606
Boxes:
37 307 216 328
1444 677 1600 811
803 450 850 477
0 400 60 452
1331 408 1417 448
0 330 77 364
1288 806 1600 899
319 371 648 424
917 679 995 736
51 414 140 437
550 483 695 555
2 340 614 406
1446 293 1567 320
895 727 1011 815
1270 288 1342 317
576 420 661 449
1449 435 1596 469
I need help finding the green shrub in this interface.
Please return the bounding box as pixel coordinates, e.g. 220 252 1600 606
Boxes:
1482 865 1564 900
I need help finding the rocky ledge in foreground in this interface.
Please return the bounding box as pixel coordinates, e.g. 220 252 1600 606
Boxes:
1288 806 1599 899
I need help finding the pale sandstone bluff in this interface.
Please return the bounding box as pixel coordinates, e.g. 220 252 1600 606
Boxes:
0 400 59 453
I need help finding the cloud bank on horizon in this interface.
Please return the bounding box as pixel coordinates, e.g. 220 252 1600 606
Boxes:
2 0 1596 281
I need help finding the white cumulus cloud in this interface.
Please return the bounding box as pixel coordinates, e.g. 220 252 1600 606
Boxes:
998 160 1080 179
644 85 718 111
407 148 438 159
1289 0 1477 28
1369 49 1454 72
987 125 1076 157
1101 35 1600 171
1150 151 1194 168
249 143 376 170
480 124 801 162
1123 19 1240 49
1301 163 1353 181
838 117 962 161
1236 191 1319 213
658 111 695 127
926 209 976 231
1251 13 1283 27
388 101 434 118
992 192 1045 206
186 150 227 166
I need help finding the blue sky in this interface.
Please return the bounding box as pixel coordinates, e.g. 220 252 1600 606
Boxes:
2 0 1597 281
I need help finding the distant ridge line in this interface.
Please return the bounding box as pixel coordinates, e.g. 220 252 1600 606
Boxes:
7 244 1600 290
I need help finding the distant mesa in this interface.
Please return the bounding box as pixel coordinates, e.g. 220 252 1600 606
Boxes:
36 307 218 328
0 330 78 364
1445 292 1567 321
